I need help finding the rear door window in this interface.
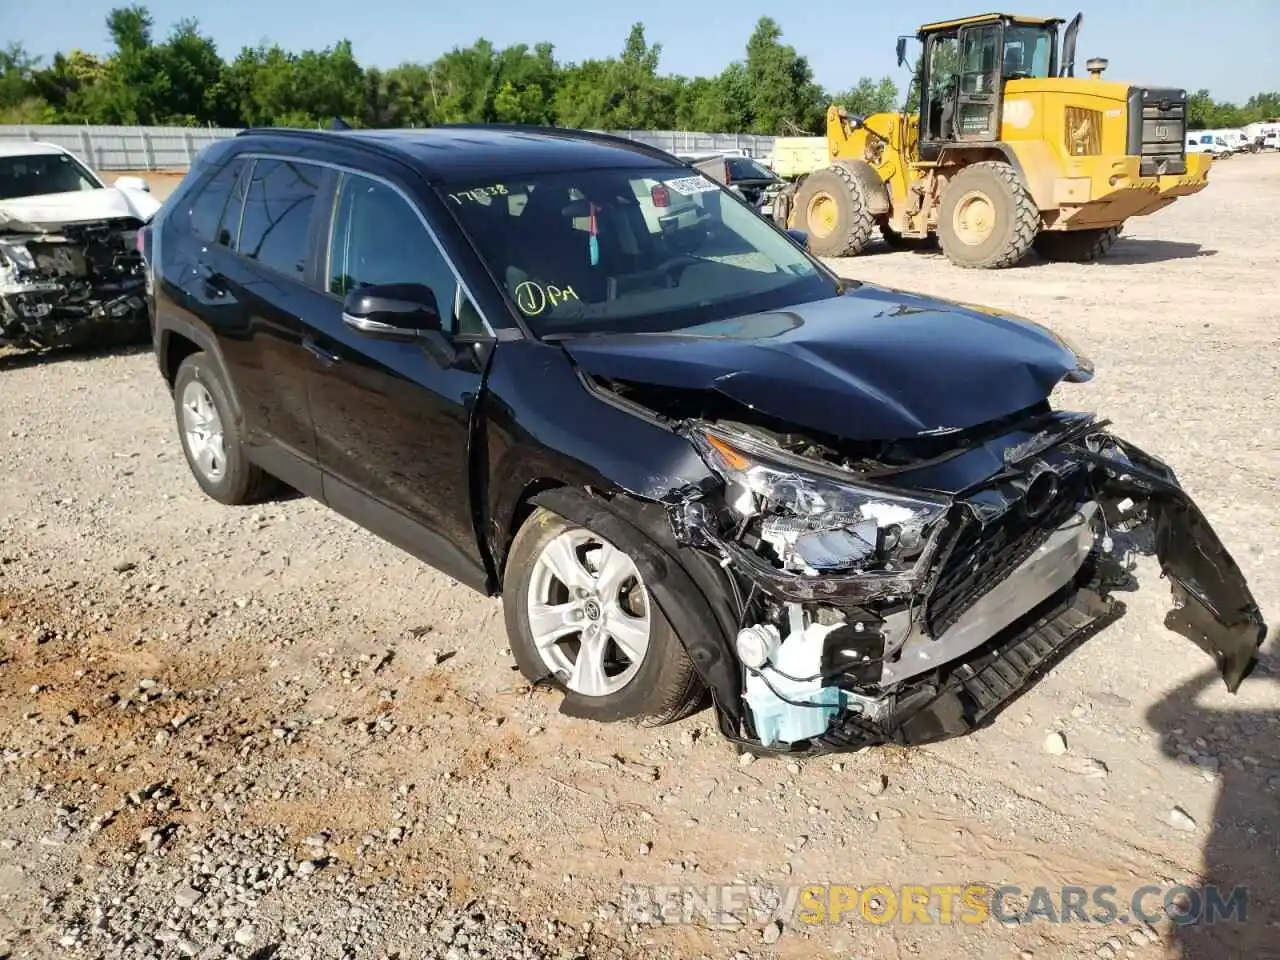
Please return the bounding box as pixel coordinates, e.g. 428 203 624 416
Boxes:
236 158 322 278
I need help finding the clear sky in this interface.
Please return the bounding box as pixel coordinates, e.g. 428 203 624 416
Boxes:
4 0 1276 104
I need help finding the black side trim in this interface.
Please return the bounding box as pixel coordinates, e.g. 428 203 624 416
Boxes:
325 475 491 595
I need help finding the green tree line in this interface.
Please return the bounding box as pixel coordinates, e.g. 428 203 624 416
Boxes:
0 6 1275 134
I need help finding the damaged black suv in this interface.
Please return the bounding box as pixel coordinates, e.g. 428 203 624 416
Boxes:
147 125 1267 753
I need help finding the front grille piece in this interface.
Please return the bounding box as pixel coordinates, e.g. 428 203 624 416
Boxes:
925 469 1089 637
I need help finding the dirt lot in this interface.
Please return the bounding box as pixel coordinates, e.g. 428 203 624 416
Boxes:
1 156 1277 960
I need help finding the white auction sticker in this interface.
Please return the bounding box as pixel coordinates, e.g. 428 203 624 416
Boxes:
666 175 720 195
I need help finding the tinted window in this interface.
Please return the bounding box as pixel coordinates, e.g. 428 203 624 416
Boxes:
328 173 460 329
237 159 321 276
444 167 831 338
188 159 244 246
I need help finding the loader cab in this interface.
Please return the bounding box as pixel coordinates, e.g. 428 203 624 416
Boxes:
915 13 1065 160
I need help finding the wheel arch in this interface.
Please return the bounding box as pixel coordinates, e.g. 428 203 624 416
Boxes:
155 317 244 423
518 485 744 727
939 142 1057 212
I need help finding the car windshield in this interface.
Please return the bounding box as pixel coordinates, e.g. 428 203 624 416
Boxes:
443 166 837 338
1002 26 1054 78
0 152 102 201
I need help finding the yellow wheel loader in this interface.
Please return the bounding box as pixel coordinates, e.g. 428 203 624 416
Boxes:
771 12 1211 268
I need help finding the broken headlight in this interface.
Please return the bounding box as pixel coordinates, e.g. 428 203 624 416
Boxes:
688 424 949 574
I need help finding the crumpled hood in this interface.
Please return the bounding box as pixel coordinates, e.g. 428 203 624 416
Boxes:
0 186 162 232
562 284 1089 442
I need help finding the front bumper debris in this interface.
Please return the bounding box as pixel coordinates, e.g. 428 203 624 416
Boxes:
0 220 148 351
668 421 1267 754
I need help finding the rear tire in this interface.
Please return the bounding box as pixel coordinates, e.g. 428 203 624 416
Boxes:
937 161 1040 269
1033 226 1121 263
173 353 277 506
503 505 703 726
792 165 876 258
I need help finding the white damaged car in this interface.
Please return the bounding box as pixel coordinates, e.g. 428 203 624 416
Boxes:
0 141 161 351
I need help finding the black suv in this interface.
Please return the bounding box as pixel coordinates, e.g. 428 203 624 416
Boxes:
148 125 1266 754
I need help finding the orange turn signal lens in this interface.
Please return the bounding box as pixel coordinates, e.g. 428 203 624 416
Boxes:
706 434 750 471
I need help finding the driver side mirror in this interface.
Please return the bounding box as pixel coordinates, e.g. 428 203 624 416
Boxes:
785 228 810 251
896 37 908 68
115 175 151 193
342 283 441 341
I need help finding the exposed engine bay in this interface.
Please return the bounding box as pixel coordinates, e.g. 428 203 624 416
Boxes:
0 217 148 350
631 399 1269 754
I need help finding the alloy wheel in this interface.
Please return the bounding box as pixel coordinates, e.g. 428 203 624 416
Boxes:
180 379 227 482
526 529 651 696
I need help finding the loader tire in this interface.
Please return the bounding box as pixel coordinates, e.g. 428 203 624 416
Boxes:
792 165 875 258
937 161 1040 269
1033 226 1121 263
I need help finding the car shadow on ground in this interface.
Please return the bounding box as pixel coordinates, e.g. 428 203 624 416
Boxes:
1103 239 1217 265
1144 654 1280 959
0 340 152 373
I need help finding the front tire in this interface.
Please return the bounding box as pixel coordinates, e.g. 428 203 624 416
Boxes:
503 506 703 725
173 352 276 505
1033 226 1121 263
792 165 876 258
937 161 1040 269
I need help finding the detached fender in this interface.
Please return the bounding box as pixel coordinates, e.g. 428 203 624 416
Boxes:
833 159 891 216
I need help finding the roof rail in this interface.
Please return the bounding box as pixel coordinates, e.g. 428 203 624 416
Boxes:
428 123 682 164
232 126 415 166
236 126 346 141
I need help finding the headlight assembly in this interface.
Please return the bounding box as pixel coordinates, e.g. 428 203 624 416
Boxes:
687 423 949 574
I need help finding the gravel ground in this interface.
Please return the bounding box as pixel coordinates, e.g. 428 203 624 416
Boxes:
1 156 1277 960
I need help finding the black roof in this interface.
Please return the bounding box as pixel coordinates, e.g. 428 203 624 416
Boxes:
235 124 685 183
